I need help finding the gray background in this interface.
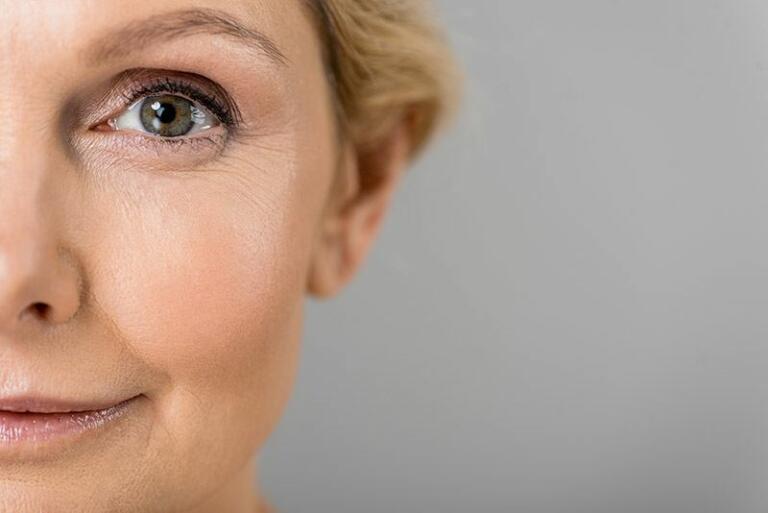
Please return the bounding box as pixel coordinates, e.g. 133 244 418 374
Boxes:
260 1 768 512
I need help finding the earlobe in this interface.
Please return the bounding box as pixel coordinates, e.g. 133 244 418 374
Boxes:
306 120 412 299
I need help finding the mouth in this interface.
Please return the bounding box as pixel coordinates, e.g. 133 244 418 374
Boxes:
0 394 143 444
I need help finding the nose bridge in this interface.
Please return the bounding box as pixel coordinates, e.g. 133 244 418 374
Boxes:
0 120 82 334
0 154 54 289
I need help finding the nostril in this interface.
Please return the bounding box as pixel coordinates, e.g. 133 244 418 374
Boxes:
30 302 50 318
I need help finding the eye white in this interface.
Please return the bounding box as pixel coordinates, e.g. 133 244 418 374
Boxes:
110 96 217 136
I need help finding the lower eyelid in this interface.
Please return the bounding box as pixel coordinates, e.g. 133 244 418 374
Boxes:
63 133 227 183
81 126 230 162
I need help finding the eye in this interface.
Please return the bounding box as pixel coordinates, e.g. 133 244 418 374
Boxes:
110 94 220 137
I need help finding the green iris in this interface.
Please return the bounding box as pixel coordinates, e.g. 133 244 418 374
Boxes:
139 95 195 137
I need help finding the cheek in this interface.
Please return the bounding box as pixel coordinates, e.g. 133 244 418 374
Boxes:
84 161 311 472
118 186 297 384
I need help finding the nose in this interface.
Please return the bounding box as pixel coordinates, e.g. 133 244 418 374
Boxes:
0 168 82 335
0 239 81 330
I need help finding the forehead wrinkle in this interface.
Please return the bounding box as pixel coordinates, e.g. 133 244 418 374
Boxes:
81 7 288 67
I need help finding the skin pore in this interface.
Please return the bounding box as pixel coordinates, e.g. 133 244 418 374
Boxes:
0 1 410 512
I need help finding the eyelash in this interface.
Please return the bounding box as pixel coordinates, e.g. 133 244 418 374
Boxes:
119 77 240 130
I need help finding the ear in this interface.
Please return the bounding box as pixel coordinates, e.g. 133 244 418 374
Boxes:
306 120 412 298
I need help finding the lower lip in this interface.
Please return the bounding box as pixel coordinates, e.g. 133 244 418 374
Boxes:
0 396 140 444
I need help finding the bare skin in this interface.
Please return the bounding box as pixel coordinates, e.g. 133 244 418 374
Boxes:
0 1 410 512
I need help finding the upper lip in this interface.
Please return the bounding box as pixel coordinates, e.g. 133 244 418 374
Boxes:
0 395 138 414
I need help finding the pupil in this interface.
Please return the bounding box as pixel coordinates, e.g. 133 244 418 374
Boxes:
155 103 177 124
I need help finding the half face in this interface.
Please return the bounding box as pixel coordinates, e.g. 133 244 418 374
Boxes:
0 1 340 511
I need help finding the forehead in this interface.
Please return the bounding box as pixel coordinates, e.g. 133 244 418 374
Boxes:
0 0 313 71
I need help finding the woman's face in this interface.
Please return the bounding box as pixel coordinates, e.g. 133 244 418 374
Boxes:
0 1 389 511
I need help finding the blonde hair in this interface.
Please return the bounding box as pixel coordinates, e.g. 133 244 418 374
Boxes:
305 0 460 160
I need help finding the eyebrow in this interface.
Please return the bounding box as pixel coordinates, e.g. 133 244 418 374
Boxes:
83 8 288 66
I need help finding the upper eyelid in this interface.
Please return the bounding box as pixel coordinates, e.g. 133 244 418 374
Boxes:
84 69 244 136
119 78 238 127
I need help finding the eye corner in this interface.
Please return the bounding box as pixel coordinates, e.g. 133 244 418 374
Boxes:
88 118 117 133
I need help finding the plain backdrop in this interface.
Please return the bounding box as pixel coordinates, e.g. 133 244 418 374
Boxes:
260 1 768 512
